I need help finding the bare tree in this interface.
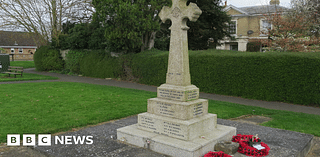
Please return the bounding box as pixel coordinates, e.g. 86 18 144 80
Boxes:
0 0 94 46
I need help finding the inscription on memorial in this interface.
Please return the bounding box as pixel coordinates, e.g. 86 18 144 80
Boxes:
187 90 198 100
139 116 186 139
193 103 203 116
139 116 157 131
157 101 175 117
163 121 184 138
158 88 183 100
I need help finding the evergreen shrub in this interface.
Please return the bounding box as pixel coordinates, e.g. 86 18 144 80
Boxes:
129 50 168 86
34 46 64 71
154 37 170 51
123 50 320 106
65 50 88 73
79 50 121 78
61 48 320 106
247 42 261 52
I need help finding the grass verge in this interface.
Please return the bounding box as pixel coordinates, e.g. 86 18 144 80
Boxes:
0 82 319 143
0 73 58 82
10 61 35 69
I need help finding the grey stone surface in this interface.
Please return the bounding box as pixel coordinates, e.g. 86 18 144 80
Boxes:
147 98 208 120
218 119 314 157
214 141 239 155
157 84 199 102
28 116 314 157
116 1 237 156
137 112 217 140
158 0 201 86
116 123 236 157
35 118 170 157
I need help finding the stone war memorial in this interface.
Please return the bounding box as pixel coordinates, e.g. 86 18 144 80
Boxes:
117 0 236 156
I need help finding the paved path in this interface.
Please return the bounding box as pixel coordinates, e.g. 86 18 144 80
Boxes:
6 68 318 116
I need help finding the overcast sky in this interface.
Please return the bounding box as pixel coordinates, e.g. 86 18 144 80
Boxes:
226 0 291 8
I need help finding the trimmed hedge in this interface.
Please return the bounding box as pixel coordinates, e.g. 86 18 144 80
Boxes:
64 49 121 78
63 49 320 106
190 51 320 105
129 50 168 85
65 50 88 73
124 50 320 106
34 46 64 71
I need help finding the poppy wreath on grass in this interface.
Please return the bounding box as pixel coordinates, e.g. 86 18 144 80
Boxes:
204 151 232 157
232 134 270 157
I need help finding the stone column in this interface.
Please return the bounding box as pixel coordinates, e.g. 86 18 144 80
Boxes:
117 1 236 156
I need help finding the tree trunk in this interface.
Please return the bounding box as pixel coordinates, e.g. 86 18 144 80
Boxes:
148 31 156 50
141 31 156 52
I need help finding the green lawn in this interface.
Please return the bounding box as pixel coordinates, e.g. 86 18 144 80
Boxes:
0 82 319 143
1 61 58 81
0 73 58 82
10 61 35 69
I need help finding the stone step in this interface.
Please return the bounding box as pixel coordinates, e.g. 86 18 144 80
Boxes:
117 123 236 157
148 98 208 120
157 84 199 102
137 112 217 141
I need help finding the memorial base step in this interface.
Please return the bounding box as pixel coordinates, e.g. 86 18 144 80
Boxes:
157 84 199 101
138 112 217 141
147 98 208 120
117 123 236 157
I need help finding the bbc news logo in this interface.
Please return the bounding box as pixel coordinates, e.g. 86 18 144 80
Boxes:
7 134 93 146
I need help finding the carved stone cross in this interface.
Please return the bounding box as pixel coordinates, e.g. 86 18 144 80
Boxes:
159 0 202 86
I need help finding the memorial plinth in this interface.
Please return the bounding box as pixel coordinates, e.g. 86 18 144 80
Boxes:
117 0 236 156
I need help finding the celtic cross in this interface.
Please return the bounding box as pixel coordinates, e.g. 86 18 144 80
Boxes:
159 0 202 86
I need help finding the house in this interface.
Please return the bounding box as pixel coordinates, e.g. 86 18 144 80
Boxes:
216 0 288 51
0 31 38 60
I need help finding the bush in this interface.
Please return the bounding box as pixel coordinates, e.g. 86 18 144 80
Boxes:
79 50 121 78
65 50 88 73
154 37 169 51
129 50 168 86
247 42 261 52
61 48 320 106
120 50 320 106
34 46 64 71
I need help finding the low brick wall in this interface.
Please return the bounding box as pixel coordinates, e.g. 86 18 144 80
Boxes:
12 54 34 61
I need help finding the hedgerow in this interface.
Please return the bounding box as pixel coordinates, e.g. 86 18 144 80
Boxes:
63 49 320 106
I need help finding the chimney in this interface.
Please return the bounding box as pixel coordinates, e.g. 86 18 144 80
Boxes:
225 1 227 6
270 0 280 5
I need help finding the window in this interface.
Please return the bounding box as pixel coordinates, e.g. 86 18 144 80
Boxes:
19 48 23 54
11 48 14 53
229 21 237 35
230 44 238 51
261 20 271 32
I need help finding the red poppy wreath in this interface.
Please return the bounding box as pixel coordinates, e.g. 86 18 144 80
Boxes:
232 134 270 157
204 151 232 157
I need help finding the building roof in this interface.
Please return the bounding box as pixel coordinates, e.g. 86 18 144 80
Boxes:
0 31 38 47
239 5 289 15
224 4 289 16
